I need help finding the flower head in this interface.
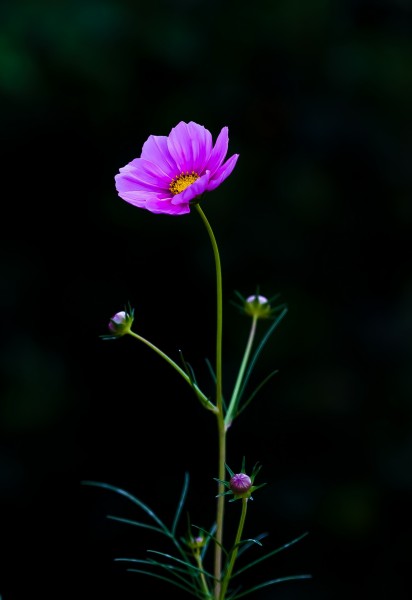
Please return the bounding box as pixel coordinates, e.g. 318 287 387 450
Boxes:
101 304 134 340
115 121 239 216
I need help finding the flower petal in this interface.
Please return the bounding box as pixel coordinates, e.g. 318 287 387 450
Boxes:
186 121 213 173
167 121 212 173
204 126 229 175
206 153 239 192
115 158 169 192
116 189 167 208
146 196 191 215
171 172 210 205
140 135 177 177
117 188 189 215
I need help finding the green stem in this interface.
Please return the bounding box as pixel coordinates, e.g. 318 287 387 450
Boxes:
127 330 217 413
215 417 226 598
195 205 223 412
219 498 249 600
193 549 212 599
194 204 226 600
225 315 258 429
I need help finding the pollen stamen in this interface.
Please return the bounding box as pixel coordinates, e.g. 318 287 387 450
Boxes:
169 171 199 195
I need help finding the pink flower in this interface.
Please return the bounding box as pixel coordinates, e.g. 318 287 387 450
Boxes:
115 121 239 216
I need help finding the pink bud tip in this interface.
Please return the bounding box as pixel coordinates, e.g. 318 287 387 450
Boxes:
229 473 252 494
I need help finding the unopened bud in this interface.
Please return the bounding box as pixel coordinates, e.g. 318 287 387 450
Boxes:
229 472 252 494
244 294 271 319
101 305 134 340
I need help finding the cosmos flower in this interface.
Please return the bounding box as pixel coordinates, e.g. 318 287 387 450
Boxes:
115 121 239 216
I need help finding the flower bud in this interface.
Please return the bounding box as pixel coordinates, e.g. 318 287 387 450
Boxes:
244 294 271 319
186 534 206 550
101 305 134 340
229 473 252 494
215 459 266 501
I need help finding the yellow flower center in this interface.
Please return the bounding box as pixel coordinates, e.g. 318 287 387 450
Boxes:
169 171 199 195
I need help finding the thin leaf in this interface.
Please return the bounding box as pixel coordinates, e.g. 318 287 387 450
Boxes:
179 350 197 385
205 358 216 384
106 514 165 536
205 359 227 411
238 538 263 548
191 522 217 561
126 568 201 598
237 532 269 557
237 307 288 404
233 290 246 304
147 557 211 584
226 536 265 560
194 529 228 558
230 574 312 600
81 480 169 534
236 370 279 417
115 557 198 589
171 472 190 536
147 550 215 579
232 532 309 579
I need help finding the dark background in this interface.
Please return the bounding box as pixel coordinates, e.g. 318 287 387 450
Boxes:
1 0 411 598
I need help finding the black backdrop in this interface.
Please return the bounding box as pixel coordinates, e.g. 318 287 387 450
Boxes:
1 1 411 599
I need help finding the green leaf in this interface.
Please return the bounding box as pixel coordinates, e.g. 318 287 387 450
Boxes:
232 531 310 579
237 532 269 557
115 557 198 587
237 307 288 405
147 550 215 579
171 472 190 536
235 537 263 549
229 574 312 600
125 567 200 597
81 480 169 535
106 515 164 536
205 358 227 411
236 370 279 417
205 357 216 384
190 525 228 559
190 522 218 562
179 350 197 385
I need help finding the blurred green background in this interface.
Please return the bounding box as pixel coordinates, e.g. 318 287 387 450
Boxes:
1 0 411 598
